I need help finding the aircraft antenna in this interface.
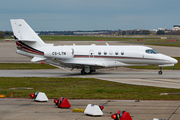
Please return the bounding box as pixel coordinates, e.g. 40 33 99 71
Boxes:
106 42 109 46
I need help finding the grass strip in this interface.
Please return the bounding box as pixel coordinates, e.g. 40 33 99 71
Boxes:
40 35 180 47
2 35 180 47
40 35 157 41
0 77 180 100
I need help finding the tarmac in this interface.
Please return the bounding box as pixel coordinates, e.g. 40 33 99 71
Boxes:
0 41 180 120
0 99 180 120
0 68 180 89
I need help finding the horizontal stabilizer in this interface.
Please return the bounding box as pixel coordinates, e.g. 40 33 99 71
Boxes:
31 56 47 62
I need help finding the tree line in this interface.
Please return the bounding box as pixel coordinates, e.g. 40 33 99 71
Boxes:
117 30 180 35
117 30 151 35
1 30 180 38
0 31 13 39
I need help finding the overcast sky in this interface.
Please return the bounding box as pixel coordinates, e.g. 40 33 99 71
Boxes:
1 0 180 31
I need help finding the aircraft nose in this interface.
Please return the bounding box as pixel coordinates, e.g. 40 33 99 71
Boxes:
170 58 178 64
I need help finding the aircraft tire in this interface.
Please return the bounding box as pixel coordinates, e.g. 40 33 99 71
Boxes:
88 70 92 74
158 71 163 75
81 69 86 75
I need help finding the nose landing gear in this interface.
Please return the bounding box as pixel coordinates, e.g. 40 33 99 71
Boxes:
158 67 163 75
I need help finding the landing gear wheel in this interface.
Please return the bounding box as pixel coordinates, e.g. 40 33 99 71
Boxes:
158 67 163 75
158 71 163 75
81 69 86 75
88 70 93 74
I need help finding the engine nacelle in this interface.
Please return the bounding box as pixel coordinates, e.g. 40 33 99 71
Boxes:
44 47 74 59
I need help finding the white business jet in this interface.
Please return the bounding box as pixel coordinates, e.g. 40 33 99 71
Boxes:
10 19 178 75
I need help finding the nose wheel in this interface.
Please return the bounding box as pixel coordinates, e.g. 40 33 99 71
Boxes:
158 71 163 75
158 67 163 75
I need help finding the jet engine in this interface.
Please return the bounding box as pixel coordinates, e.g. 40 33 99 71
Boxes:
44 47 74 59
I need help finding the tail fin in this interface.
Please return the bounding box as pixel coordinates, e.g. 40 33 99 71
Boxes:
10 19 49 48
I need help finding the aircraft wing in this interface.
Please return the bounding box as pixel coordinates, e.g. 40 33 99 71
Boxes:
44 58 105 69
55 60 130 69
60 61 106 69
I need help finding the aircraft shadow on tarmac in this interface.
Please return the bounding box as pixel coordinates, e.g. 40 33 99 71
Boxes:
25 70 113 77
59 71 113 77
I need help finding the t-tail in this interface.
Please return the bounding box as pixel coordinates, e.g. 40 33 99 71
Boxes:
10 19 53 62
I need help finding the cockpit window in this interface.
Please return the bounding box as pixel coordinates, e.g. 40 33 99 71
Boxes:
145 49 158 54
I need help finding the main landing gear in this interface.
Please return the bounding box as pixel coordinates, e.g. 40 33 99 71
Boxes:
81 69 94 75
81 69 86 75
158 67 163 75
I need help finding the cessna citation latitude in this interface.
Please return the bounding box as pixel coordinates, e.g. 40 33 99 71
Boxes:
10 19 178 75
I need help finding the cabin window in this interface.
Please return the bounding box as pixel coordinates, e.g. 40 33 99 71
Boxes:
146 49 158 54
115 51 118 55
98 51 101 55
121 51 124 55
104 51 107 55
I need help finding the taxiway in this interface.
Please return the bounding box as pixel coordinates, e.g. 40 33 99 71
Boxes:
0 99 180 120
0 68 179 89
0 41 180 89
0 41 180 120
